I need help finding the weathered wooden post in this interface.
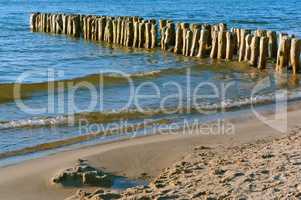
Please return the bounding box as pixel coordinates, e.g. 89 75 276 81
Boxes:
120 19 125 44
290 38 301 74
87 16 93 40
238 29 251 62
255 30 267 37
257 37 269 69
138 22 145 48
116 17 122 44
55 14 63 34
244 34 252 61
267 31 277 59
98 17 106 41
30 13 39 32
159 19 167 31
151 22 157 48
217 31 227 59
226 32 235 60
132 21 139 48
185 30 192 56
276 36 291 73
144 22 151 48
72 15 80 37
125 21 134 47
67 15 73 36
234 28 241 48
181 23 189 55
112 19 117 43
30 12 37 31
62 14 68 35
218 23 227 31
249 36 260 66
174 23 183 54
197 29 209 58
190 24 201 56
46 13 51 33
104 19 113 43
162 22 175 51
202 24 211 47
210 30 218 59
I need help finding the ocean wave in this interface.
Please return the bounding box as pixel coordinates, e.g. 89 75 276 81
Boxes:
1 88 301 130
0 67 187 104
230 19 270 25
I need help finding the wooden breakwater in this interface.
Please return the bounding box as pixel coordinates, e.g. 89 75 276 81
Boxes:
30 13 301 74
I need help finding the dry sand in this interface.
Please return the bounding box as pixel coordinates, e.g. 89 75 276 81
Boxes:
0 104 301 200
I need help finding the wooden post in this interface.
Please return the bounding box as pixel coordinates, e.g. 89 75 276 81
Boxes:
217 31 227 59
112 19 117 43
167 22 175 47
159 19 167 31
62 15 68 35
218 23 227 31
226 32 235 60
257 37 269 69
238 29 251 61
197 29 209 58
244 34 252 61
55 14 63 34
133 21 139 48
45 14 50 33
125 21 134 47
210 30 218 59
87 16 93 40
36 13 41 32
151 22 157 48
235 28 241 48
255 30 267 37
267 31 277 59
144 22 151 48
190 25 201 56
231 28 238 55
202 24 211 47
290 38 301 74
160 26 166 49
181 23 189 55
249 36 260 66
72 15 80 37
104 19 113 43
185 30 193 56
123 20 128 46
276 36 291 73
30 13 38 32
138 22 145 48
174 23 183 54
98 17 106 41
120 19 125 44
116 17 121 44
67 15 73 35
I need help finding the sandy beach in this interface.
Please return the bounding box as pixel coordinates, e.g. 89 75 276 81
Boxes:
0 103 300 200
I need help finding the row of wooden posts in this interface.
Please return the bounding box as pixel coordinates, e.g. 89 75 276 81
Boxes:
30 13 157 49
30 12 301 74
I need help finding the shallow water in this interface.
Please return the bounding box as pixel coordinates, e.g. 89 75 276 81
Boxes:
0 0 301 158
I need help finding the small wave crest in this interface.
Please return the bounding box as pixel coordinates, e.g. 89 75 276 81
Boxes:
2 89 301 131
0 67 186 104
230 19 270 25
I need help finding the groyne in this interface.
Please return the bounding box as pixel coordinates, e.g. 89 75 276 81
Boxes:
30 13 301 74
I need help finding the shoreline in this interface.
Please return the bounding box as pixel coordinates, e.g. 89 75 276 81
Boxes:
1 102 301 199
0 99 297 168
